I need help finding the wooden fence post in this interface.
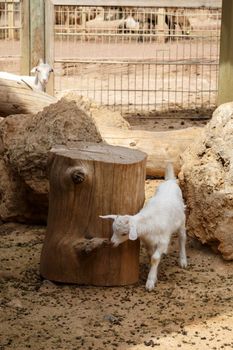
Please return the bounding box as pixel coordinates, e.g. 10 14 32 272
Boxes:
20 0 54 95
7 0 14 40
218 0 233 105
20 0 30 75
45 0 54 95
157 8 165 43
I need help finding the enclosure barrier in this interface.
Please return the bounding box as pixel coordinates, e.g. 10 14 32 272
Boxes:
0 0 222 112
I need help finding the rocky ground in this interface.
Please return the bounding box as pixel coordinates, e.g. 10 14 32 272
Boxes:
0 178 233 350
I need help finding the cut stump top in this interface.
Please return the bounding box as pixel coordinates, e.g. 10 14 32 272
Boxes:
50 142 147 164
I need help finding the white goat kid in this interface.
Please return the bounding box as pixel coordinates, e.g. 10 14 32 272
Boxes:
0 59 53 91
100 163 187 291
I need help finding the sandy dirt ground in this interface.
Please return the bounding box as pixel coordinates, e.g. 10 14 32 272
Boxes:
0 176 233 350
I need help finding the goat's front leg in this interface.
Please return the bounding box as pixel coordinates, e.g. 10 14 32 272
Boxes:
145 243 168 291
178 226 187 268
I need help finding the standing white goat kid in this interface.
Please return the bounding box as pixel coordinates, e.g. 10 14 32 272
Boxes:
0 59 53 91
100 163 187 291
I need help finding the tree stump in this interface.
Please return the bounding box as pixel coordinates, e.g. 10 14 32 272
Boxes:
40 143 147 286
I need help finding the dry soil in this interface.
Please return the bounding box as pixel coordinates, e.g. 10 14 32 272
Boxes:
0 177 233 350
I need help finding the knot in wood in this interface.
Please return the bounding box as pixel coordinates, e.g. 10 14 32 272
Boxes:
71 169 86 184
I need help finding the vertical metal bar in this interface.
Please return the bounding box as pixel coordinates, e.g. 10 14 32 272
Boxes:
127 62 130 112
120 62 123 113
134 63 137 111
147 63 150 111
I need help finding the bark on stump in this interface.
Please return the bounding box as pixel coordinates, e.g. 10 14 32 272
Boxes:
40 143 147 286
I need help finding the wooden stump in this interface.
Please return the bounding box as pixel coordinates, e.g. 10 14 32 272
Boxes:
40 143 147 286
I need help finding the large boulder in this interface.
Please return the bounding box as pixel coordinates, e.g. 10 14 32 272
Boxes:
179 102 233 260
0 98 102 223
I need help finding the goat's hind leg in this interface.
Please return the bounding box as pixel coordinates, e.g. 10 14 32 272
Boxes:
178 226 187 268
145 243 168 291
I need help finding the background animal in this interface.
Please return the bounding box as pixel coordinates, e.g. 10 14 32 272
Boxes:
0 59 53 91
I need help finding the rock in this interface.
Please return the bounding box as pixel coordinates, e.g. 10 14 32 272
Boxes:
39 279 57 292
0 270 16 281
61 91 130 130
7 298 23 309
0 98 102 223
179 102 233 260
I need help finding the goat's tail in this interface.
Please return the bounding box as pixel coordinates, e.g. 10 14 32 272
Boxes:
165 161 176 180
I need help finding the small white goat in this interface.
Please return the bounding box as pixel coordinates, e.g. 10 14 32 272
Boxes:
0 59 53 91
100 163 187 291
125 15 140 31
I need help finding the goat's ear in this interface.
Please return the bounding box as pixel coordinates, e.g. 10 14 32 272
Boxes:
129 218 137 241
31 66 37 73
99 215 117 220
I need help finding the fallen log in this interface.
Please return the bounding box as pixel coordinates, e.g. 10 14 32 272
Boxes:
0 78 57 117
98 126 202 177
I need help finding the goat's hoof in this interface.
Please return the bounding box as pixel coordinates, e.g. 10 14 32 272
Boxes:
179 257 188 269
145 279 156 291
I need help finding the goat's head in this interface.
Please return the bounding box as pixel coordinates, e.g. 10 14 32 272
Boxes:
31 59 53 87
100 214 138 247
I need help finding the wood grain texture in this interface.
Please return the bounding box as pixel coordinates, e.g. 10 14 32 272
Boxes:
97 125 202 177
0 78 57 116
40 143 147 286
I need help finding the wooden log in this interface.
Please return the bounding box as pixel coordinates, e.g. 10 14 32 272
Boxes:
40 143 147 286
0 78 57 117
98 126 202 177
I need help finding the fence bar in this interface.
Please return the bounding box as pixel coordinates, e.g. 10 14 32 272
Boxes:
52 0 222 9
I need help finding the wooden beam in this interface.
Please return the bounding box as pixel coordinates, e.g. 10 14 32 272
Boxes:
30 0 45 68
7 1 14 40
218 0 233 105
0 78 57 117
20 0 54 95
45 0 54 95
52 0 222 9
20 0 30 75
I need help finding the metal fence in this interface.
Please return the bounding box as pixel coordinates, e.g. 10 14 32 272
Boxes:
0 0 21 73
0 1 222 113
53 1 222 112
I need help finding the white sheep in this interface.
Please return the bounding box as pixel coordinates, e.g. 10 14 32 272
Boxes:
0 59 53 91
100 163 187 291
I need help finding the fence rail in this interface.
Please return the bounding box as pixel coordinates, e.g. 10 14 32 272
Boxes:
53 0 222 9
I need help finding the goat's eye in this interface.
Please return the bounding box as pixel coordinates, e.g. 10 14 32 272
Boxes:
121 233 128 237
